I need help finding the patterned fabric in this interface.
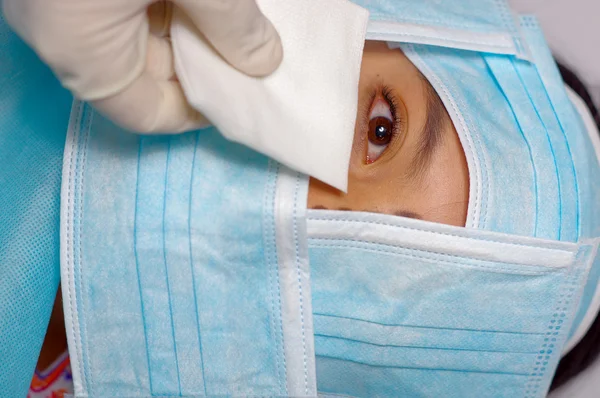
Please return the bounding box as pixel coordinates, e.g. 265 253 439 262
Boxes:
28 352 73 398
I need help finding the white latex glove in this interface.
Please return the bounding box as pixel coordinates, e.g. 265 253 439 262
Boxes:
3 0 283 133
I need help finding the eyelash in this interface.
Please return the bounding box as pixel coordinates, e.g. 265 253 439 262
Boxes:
365 85 403 163
380 85 399 122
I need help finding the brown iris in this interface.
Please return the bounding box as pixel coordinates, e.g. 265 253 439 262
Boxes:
368 116 393 145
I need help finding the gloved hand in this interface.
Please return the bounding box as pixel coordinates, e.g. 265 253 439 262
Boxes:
3 0 283 133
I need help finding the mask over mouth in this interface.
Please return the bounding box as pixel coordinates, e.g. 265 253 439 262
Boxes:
3 0 600 397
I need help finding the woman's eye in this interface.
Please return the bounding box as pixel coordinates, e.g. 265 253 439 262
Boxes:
366 97 395 164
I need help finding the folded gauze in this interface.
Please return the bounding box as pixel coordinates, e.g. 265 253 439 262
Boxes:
171 0 369 192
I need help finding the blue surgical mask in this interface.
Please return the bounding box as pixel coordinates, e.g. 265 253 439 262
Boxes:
61 117 318 396
2 1 600 398
307 210 597 398
59 96 600 398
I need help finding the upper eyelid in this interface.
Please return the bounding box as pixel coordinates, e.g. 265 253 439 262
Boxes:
364 79 389 111
367 86 393 116
367 85 403 136
369 97 394 119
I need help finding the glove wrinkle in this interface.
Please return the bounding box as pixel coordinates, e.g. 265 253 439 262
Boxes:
3 0 282 133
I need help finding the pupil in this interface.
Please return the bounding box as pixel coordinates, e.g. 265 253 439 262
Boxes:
368 116 393 146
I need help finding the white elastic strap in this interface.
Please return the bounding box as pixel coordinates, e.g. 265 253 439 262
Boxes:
274 167 317 396
59 99 87 397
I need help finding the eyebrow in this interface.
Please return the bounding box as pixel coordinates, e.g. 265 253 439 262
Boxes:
408 75 449 180
394 210 422 219
311 206 423 220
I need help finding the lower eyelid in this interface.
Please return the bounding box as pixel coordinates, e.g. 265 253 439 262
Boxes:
367 142 388 164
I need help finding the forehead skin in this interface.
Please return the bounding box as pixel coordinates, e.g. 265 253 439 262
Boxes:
307 41 470 227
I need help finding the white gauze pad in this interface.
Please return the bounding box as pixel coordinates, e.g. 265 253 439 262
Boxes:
171 0 369 192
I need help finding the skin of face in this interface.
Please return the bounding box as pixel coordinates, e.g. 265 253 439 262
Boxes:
307 41 470 227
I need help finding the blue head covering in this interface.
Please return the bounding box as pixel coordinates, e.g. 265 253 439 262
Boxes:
0 8 72 397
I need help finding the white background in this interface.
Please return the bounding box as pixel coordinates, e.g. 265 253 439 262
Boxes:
509 0 600 107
